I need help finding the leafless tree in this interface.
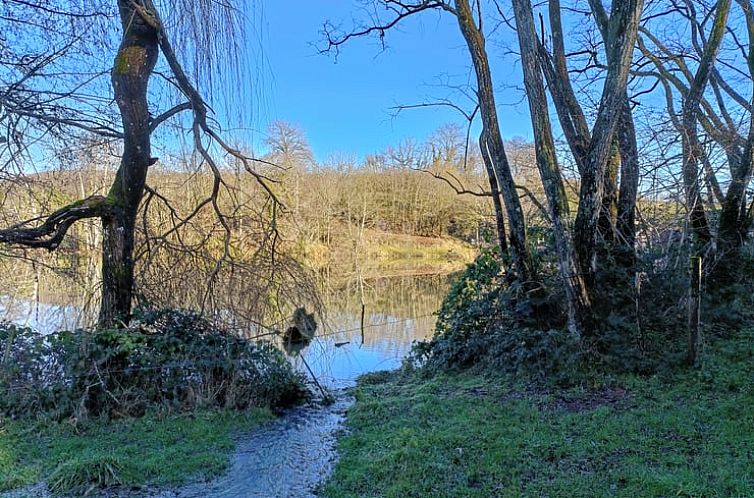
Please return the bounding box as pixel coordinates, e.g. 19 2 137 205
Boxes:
0 0 280 327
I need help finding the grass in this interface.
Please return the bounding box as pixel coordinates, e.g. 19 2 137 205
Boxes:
320 330 754 497
0 408 273 494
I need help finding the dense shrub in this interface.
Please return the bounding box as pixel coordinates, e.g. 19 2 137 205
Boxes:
410 248 580 382
411 241 754 381
0 308 307 420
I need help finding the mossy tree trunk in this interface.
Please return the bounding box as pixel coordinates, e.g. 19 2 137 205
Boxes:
517 0 643 336
99 1 159 327
714 0 754 285
510 0 590 337
571 0 644 310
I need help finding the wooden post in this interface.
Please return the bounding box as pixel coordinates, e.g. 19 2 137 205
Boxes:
360 303 366 347
688 256 702 367
635 272 643 351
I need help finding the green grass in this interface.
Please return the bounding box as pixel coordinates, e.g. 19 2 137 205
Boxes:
320 331 754 497
0 408 273 494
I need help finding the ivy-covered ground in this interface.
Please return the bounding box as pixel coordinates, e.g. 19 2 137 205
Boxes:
319 329 754 498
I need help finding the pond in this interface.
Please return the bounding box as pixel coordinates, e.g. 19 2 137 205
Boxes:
0 271 453 498
0 273 451 386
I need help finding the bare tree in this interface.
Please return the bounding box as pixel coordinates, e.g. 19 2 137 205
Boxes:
322 0 535 288
0 0 278 327
636 0 753 285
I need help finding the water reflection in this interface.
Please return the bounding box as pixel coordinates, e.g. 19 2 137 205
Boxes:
293 273 449 387
0 271 452 498
0 272 451 386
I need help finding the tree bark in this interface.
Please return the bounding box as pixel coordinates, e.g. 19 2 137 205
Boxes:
542 0 641 276
679 0 731 254
598 141 620 245
99 0 159 327
616 97 639 256
510 0 591 337
479 131 509 254
716 0 754 279
454 0 533 284
572 0 644 300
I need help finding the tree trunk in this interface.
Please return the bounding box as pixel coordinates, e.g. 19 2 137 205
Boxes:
680 0 732 255
572 0 644 303
540 0 642 321
510 0 590 337
616 97 639 254
99 1 159 327
454 0 533 284
715 0 754 283
598 141 620 245
479 130 509 254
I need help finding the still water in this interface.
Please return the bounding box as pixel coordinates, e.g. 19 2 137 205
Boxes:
0 273 452 498
0 274 450 386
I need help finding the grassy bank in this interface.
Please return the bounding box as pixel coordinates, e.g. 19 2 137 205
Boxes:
0 408 272 494
300 230 476 277
320 330 754 497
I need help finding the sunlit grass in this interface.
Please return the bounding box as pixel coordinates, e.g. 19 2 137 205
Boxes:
321 330 754 497
0 408 272 494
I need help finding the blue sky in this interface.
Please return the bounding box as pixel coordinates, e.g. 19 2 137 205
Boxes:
251 2 534 162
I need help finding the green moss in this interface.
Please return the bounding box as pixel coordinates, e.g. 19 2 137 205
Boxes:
0 408 273 493
321 329 754 497
113 46 146 75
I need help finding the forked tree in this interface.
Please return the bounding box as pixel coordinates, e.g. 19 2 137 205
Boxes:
0 0 278 327
322 0 645 338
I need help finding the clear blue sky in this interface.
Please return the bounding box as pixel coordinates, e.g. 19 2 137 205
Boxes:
251 2 534 162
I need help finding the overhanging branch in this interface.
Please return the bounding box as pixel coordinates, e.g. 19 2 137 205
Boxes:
0 195 111 250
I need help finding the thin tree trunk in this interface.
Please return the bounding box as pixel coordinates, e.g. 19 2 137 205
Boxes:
479 130 509 254
680 0 732 254
454 0 533 284
510 0 590 337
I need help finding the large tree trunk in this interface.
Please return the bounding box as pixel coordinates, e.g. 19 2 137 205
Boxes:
572 0 643 306
715 0 754 284
99 1 159 327
598 142 620 246
540 0 642 317
454 0 533 284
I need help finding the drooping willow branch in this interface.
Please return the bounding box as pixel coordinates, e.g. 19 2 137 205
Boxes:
131 0 284 308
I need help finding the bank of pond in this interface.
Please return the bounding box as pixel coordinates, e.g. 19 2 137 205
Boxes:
2 321 754 496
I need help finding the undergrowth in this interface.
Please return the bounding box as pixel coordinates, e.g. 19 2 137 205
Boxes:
411 242 754 382
0 307 307 421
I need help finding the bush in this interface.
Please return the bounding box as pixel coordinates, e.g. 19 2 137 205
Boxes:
411 241 753 381
0 308 307 420
410 249 580 382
